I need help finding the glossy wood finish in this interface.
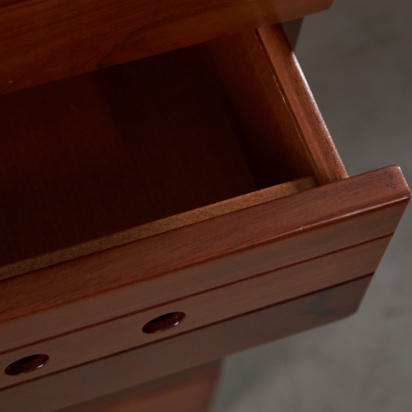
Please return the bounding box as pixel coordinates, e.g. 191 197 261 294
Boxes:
0 0 332 94
0 17 410 412
207 25 347 186
0 176 315 280
0 276 372 412
61 362 221 412
258 25 346 182
0 166 408 354
0 45 256 272
0 237 391 388
0 26 344 277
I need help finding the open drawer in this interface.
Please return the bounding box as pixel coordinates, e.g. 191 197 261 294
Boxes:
0 25 409 399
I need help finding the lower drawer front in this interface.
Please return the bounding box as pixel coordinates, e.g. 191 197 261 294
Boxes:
0 237 389 389
0 276 372 412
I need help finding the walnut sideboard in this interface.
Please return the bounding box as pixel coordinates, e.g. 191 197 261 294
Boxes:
0 1 410 411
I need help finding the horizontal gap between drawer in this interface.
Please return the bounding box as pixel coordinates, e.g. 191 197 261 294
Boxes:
0 167 408 353
0 274 371 411
0 236 390 388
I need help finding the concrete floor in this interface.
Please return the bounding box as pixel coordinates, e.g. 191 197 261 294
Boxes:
211 1 412 411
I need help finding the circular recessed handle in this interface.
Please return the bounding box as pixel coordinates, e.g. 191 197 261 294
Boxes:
142 312 186 334
4 354 49 376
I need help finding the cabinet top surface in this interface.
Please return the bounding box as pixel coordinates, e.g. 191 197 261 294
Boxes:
0 0 332 93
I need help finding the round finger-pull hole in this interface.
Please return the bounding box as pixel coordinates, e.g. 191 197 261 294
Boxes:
4 354 49 376
142 312 186 334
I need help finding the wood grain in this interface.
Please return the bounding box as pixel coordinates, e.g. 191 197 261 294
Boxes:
0 45 257 270
0 178 315 280
0 24 348 277
257 24 347 183
0 276 372 412
0 167 409 353
0 237 389 388
0 0 332 94
207 25 347 186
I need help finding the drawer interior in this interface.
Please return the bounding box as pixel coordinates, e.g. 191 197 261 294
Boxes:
0 26 345 274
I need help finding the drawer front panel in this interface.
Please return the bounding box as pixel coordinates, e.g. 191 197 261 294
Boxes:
0 237 389 388
0 275 372 412
0 0 331 94
0 167 409 353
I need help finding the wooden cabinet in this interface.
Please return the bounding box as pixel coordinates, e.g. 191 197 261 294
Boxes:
0 0 332 94
0 2 409 411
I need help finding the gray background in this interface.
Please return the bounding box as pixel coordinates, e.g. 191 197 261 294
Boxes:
211 0 412 411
